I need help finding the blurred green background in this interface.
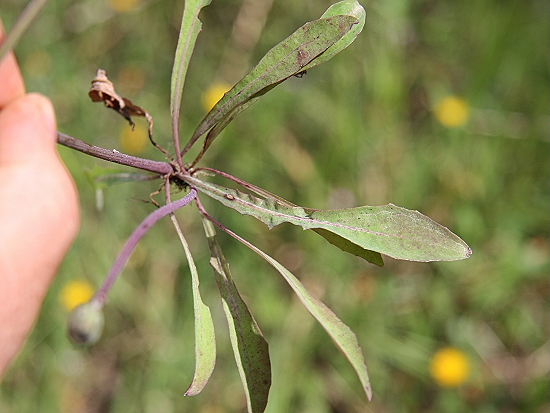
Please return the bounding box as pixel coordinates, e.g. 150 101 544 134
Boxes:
1 0 548 412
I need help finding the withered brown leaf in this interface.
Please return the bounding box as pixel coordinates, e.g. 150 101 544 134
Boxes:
89 69 151 130
88 69 175 159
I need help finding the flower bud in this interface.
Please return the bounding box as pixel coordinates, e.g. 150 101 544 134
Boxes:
67 300 105 346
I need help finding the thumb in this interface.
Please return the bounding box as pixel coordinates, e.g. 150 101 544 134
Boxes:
0 93 79 377
0 93 57 167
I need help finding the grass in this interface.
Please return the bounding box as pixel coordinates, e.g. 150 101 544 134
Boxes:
1 0 548 412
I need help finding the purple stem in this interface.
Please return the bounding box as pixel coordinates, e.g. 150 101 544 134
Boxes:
195 197 255 251
57 132 174 175
93 188 198 305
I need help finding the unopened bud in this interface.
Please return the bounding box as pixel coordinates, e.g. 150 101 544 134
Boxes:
67 300 104 346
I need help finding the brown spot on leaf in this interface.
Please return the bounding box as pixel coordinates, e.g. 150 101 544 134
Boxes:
297 48 310 68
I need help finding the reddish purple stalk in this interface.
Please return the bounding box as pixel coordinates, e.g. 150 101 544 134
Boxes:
93 188 197 305
57 132 174 175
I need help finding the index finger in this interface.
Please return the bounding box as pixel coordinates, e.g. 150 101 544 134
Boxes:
0 18 26 110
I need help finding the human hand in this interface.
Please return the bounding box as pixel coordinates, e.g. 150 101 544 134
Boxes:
0 21 80 377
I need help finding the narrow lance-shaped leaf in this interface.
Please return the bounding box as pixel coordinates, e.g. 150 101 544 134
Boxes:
301 0 366 72
170 0 212 152
202 218 271 413
189 170 383 265
252 246 373 401
170 215 216 396
201 212 372 401
182 14 359 156
183 176 472 262
190 84 279 167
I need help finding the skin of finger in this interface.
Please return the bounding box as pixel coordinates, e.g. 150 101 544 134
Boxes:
0 94 57 165
0 94 80 377
0 19 26 109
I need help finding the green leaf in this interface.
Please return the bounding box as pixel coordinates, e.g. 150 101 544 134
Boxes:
182 14 359 155
312 228 384 266
193 15 357 138
305 206 472 261
189 84 279 166
301 0 366 71
170 0 212 141
170 215 216 396
211 220 372 401
202 219 271 413
183 176 472 262
84 167 157 190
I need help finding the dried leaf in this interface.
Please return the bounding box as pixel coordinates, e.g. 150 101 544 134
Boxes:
89 69 152 130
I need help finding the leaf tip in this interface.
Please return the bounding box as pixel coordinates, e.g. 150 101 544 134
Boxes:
184 389 198 397
366 384 373 401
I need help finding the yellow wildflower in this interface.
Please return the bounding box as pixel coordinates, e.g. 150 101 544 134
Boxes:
434 96 470 128
202 83 231 112
60 280 95 312
120 123 148 154
430 347 471 387
109 0 140 13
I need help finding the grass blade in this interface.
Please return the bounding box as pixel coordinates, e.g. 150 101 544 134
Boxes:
0 0 50 61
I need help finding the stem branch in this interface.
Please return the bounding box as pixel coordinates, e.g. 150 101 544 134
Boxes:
57 132 173 175
94 188 198 305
